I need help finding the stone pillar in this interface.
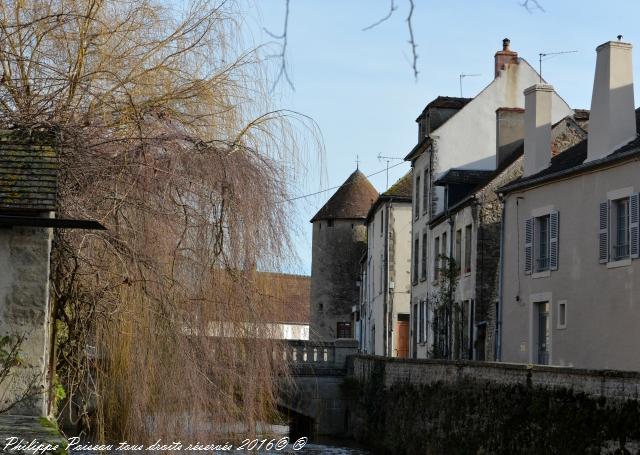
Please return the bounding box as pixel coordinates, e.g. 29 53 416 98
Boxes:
0 220 53 416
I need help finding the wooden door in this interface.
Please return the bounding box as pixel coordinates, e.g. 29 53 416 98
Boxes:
396 320 409 358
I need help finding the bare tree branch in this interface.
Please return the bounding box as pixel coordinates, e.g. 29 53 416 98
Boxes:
407 0 418 79
521 0 545 13
362 0 397 31
265 0 293 91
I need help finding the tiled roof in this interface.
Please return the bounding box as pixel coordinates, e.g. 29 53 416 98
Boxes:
382 171 412 198
499 109 640 194
255 272 310 324
0 131 57 212
366 171 412 221
311 169 378 222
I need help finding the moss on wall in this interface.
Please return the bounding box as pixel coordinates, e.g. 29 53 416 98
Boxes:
348 370 640 454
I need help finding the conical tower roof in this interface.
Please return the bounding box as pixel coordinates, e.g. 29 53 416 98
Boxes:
310 169 379 222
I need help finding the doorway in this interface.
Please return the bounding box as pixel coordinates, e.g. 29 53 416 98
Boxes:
536 302 550 365
396 314 410 358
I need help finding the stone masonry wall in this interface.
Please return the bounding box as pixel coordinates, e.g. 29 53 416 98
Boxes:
347 355 640 454
0 224 53 416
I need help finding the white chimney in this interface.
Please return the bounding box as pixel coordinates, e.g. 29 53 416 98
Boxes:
523 84 553 177
587 41 636 163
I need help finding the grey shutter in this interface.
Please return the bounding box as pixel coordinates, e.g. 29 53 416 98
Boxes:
631 193 639 259
524 218 533 274
549 211 559 270
599 201 609 263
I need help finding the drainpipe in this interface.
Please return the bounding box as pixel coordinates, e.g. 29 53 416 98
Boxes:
496 193 506 361
385 201 392 357
447 211 454 359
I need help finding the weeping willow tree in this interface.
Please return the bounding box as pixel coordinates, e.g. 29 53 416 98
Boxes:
0 0 317 440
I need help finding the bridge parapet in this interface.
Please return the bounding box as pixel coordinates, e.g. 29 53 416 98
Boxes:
282 339 358 369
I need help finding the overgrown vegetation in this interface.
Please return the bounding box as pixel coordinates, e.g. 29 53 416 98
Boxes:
0 0 318 441
0 334 41 414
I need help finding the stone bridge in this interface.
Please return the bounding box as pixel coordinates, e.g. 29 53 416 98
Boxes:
278 339 358 437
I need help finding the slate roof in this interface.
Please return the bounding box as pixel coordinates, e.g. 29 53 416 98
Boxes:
499 109 640 194
311 169 378 222
0 131 57 212
434 169 495 186
416 96 472 120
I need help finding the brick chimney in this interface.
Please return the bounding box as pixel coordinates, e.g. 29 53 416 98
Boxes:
586 40 636 163
495 38 518 77
523 84 553 177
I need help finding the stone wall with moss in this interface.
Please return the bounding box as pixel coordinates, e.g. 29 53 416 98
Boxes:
346 355 640 454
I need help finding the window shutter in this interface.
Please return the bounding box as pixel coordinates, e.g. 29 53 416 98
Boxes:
631 194 639 259
524 218 533 275
549 211 559 270
599 201 609 263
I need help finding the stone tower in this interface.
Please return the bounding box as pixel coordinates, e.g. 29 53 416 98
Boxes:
310 169 378 340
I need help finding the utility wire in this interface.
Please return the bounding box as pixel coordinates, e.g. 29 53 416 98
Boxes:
280 161 407 203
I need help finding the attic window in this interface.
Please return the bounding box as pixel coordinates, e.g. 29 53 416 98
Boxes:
327 219 334 227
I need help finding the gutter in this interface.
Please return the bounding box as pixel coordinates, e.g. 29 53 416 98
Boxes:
496 194 506 361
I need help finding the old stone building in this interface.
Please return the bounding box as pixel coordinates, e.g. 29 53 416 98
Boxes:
406 38 574 358
358 172 412 357
499 40 640 371
310 169 378 340
419 109 586 361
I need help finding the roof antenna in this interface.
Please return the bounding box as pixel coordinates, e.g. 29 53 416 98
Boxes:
538 50 578 83
618 35 623 41
459 73 481 97
377 154 404 188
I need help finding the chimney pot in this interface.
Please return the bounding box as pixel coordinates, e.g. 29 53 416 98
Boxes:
586 41 636 163
495 38 518 78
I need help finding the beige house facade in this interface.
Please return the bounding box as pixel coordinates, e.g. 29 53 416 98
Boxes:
358 173 412 357
499 41 640 371
407 39 573 358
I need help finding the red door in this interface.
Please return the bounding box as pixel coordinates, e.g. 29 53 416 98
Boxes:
396 320 409 358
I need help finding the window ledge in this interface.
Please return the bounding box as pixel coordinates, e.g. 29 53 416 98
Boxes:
607 258 632 269
532 270 551 279
420 276 427 282
464 271 472 278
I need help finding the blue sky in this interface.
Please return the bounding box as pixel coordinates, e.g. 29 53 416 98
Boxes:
243 0 640 275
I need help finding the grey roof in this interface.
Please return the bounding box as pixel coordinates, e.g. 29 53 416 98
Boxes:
434 169 495 186
0 131 57 212
499 109 640 194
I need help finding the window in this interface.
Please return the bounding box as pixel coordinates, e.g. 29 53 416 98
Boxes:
327 219 334 227
441 232 448 272
421 232 427 280
599 194 639 264
613 198 630 260
524 211 559 275
413 237 419 284
557 301 567 329
380 209 384 236
454 229 462 269
433 236 440 280
418 301 425 343
415 175 421 219
337 322 352 339
464 224 472 274
423 170 429 214
535 215 550 272
380 253 384 294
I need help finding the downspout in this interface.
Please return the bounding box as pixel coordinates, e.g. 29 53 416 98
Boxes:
496 193 506 361
385 201 392 356
447 210 454 359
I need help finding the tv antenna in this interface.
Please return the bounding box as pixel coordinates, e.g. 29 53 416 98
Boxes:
538 50 577 82
377 154 404 188
459 73 481 97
